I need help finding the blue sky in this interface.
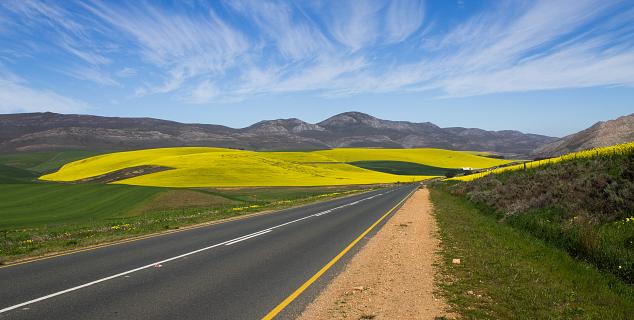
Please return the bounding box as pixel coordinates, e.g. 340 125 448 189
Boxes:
0 0 633 137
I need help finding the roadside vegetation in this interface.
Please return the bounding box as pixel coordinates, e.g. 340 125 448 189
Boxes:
448 148 634 283
431 189 634 319
450 141 634 181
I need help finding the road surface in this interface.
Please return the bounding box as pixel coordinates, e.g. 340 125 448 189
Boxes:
0 184 417 319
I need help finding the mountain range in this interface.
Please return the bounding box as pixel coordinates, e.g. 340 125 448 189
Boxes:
0 111 631 157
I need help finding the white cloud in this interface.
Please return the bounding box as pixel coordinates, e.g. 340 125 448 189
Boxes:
385 0 425 43
422 0 634 97
82 1 249 95
322 1 385 51
226 0 331 60
116 67 137 78
0 76 87 113
325 0 634 98
62 66 119 86
1 0 110 65
187 80 220 104
1 0 633 104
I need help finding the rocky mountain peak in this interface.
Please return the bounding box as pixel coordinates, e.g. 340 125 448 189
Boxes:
246 118 324 134
318 112 379 128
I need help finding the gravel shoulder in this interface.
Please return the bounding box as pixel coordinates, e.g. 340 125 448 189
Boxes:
299 187 452 319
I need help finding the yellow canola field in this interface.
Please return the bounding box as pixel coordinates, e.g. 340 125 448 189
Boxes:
313 148 511 168
449 141 634 182
41 148 434 187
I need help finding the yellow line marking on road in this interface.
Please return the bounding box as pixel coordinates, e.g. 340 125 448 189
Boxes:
261 186 418 320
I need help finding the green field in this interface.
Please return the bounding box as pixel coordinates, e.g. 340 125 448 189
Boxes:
0 164 38 183
314 148 510 168
349 160 465 176
0 184 162 228
0 150 105 174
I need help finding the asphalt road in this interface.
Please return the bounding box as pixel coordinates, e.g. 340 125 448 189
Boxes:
0 184 418 320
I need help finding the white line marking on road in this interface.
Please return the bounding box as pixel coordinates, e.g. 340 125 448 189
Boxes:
0 188 403 314
224 229 272 246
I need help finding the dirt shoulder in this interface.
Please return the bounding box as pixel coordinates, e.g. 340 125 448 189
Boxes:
299 187 452 319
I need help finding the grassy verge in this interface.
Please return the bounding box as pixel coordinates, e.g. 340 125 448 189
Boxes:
430 188 634 319
0 184 377 263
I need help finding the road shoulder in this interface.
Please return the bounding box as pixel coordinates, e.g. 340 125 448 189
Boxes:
299 187 452 319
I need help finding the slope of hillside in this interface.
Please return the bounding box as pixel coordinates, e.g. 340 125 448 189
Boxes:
40 147 508 187
0 112 556 155
534 113 634 157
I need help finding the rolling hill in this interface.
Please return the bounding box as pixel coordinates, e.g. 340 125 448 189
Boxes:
40 147 511 187
0 112 556 155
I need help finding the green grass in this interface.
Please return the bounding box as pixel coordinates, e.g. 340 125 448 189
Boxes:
349 160 464 176
0 184 164 228
430 188 634 319
0 150 107 184
0 150 106 174
506 209 634 284
0 164 39 183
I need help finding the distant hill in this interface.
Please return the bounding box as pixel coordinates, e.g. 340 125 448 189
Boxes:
534 113 634 157
0 111 557 155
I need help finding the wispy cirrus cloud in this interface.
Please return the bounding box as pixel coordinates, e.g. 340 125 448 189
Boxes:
81 0 249 96
385 0 425 43
225 0 331 60
318 0 634 98
417 0 634 97
0 0 633 108
0 72 87 113
1 0 111 66
60 65 119 86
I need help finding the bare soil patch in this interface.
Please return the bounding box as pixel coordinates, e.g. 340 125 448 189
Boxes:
299 188 452 319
